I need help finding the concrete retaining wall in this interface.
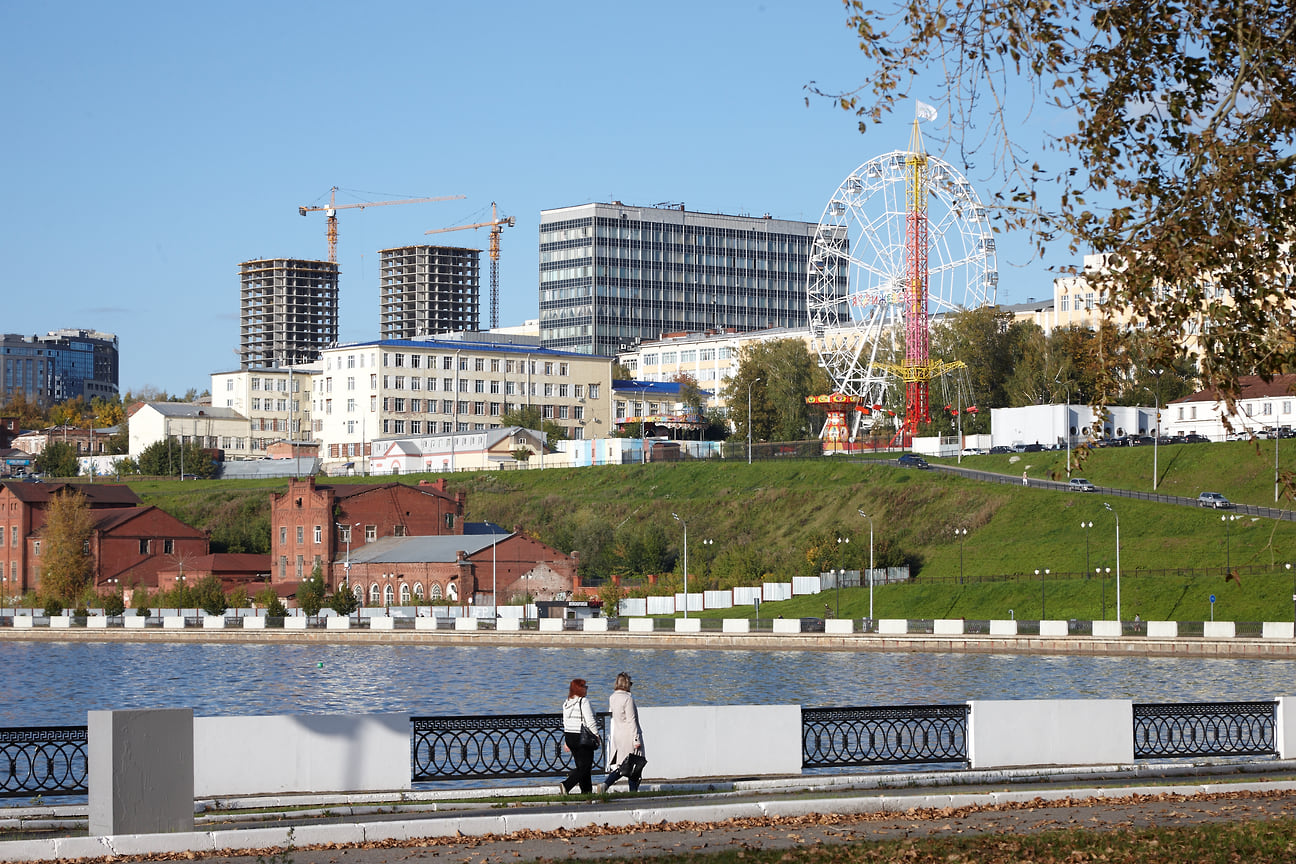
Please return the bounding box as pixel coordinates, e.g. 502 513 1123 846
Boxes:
632 705 801 780
877 619 907 635
628 618 654 633
1204 621 1237 638
1147 620 1178 638
772 619 801 634
193 714 409 797
933 619 963 636
968 699 1133 768
1039 620 1068 637
989 619 1017 636
674 618 701 633
722 618 750 634
1091 621 1122 638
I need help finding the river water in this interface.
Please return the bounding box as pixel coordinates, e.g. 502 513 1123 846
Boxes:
1 642 1293 726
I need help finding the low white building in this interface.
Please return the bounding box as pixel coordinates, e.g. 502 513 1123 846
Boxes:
366 426 548 475
1163 374 1296 440
991 404 1157 450
127 403 253 460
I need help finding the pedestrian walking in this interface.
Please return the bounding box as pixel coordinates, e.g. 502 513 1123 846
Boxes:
1022 470 1028 486
559 678 600 795
599 672 646 793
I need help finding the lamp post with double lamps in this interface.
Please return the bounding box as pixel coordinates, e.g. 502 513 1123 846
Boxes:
951 527 968 583
1104 503 1121 622
747 377 761 465
672 513 688 618
1034 568 1050 619
835 537 850 617
1081 520 1094 573
1221 514 1238 574
857 510 874 624
337 522 361 614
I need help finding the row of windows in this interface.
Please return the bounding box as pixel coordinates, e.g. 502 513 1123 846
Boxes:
644 348 730 364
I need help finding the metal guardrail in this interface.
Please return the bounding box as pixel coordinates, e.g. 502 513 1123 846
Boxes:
1132 701 1277 759
410 712 609 782
801 705 969 768
0 726 88 798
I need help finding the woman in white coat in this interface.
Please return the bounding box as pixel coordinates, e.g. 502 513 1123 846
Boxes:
600 671 646 792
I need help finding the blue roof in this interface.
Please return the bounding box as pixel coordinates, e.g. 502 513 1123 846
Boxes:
341 338 608 360
612 380 711 397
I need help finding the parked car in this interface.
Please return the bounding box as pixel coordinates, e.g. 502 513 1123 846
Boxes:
1197 492 1233 509
897 453 931 469
1131 436 1155 446
989 445 1013 455
1068 478 1097 492
1183 433 1211 444
960 447 987 456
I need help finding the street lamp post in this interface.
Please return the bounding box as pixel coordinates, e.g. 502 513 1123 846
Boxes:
1221 514 1237 574
1035 568 1050 619
1104 503 1121 622
747 378 761 465
491 528 498 620
1081 520 1094 573
702 538 714 585
952 527 967 583
858 510 874 625
337 521 361 615
835 537 849 617
672 513 688 618
1288 562 1294 624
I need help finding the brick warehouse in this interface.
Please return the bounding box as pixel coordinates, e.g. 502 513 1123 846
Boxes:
0 481 208 597
269 477 465 587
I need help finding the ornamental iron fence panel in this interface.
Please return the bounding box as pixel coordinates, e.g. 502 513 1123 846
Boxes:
1133 701 1276 760
802 705 969 768
0 726 88 798
411 712 608 782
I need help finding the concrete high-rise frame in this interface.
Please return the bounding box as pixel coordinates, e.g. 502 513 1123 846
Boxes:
239 258 339 369
538 202 818 357
379 245 481 340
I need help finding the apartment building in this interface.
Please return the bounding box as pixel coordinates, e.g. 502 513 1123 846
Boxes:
379 245 481 339
538 202 818 357
211 365 318 456
313 338 614 474
0 329 119 407
239 258 339 369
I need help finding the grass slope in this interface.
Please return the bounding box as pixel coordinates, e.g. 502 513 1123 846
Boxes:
128 439 1296 622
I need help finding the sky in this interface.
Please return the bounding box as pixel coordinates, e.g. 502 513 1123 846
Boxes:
1 1 1068 397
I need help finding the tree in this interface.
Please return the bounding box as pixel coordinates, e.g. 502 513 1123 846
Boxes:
137 437 215 478
298 563 326 616
0 390 47 431
499 405 566 448
39 490 94 605
328 586 360 616
91 395 125 430
35 440 80 477
192 575 228 617
816 0 1296 407
722 339 832 443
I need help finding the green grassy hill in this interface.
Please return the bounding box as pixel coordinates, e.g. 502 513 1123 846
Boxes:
128 438 1296 622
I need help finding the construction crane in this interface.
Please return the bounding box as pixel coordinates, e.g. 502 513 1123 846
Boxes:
426 202 515 329
299 187 465 264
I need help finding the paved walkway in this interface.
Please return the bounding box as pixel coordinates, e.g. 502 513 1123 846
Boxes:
4 765 1296 863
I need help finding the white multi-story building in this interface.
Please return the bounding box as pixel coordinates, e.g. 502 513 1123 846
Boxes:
313 337 615 474
126 403 253 461
1164 374 1296 440
211 364 319 457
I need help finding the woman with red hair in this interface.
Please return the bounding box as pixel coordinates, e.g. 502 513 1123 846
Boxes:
559 678 600 794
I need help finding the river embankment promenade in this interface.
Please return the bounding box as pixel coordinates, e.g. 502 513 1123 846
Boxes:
3 626 1295 658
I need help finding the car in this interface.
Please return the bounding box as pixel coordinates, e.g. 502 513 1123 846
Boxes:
897 454 931 469
1131 436 1155 446
1183 433 1211 444
960 447 987 456
1068 478 1097 492
1197 492 1233 509
989 445 1013 455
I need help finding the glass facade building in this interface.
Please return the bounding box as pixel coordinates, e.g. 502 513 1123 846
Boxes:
538 203 817 357
0 329 119 408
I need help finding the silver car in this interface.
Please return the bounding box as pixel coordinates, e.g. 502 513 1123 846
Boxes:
1197 492 1233 509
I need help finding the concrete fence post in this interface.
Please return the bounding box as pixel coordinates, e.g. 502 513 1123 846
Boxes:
89 708 194 836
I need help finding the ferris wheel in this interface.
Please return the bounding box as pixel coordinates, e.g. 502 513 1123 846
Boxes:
806 151 998 411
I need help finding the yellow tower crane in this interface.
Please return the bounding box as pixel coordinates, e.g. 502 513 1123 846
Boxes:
425 202 515 329
298 187 465 264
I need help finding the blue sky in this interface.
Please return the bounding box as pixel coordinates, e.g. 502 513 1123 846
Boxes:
2 1 1065 396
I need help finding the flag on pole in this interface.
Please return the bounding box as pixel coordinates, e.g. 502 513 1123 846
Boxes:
915 100 938 123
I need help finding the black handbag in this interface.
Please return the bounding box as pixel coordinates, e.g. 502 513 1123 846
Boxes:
620 752 647 777
578 725 601 749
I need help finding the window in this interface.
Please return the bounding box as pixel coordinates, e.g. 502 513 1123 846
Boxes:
410 354 421 369
394 525 406 537
370 584 380 603
588 384 600 399
573 405 584 420
34 540 42 556
475 357 485 371
296 556 304 578
365 525 377 541
445 513 455 529
296 526 304 543
164 539 174 555
279 526 287 545
410 421 421 434
544 362 554 375
314 525 322 544
443 356 454 370
280 556 287 579
475 379 485 393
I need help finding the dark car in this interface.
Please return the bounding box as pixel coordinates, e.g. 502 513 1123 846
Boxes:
1183 433 1211 444
1131 436 1155 446
897 453 931 469
989 445 1013 454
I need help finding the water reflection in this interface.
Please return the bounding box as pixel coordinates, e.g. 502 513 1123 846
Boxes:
0 641 1292 726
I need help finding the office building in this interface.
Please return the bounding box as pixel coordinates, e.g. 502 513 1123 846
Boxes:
313 338 614 473
538 202 818 357
0 329 119 407
239 258 339 369
380 245 481 339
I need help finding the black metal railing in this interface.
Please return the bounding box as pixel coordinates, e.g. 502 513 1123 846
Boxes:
0 726 88 798
801 705 969 768
1133 701 1277 760
410 712 608 782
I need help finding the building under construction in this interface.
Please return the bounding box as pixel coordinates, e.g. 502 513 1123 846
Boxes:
379 245 481 340
239 258 339 369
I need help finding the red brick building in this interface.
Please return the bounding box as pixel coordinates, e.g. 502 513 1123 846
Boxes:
155 553 272 594
269 477 465 588
0 481 207 597
340 531 576 608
